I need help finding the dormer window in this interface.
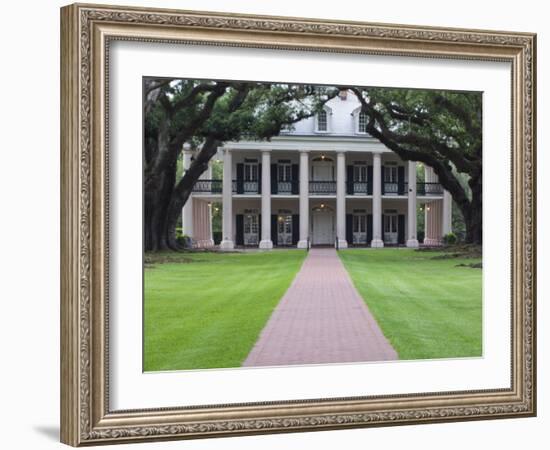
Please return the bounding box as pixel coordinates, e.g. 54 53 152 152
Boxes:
352 106 368 134
358 112 367 133
316 110 328 132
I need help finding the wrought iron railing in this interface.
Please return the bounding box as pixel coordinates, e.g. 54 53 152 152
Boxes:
191 179 223 193
352 181 370 195
382 182 408 195
309 180 336 195
243 181 259 193
232 180 260 194
191 179 442 196
275 180 299 195
417 182 443 195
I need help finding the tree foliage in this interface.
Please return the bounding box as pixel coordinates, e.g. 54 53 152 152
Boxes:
347 87 482 244
144 79 337 251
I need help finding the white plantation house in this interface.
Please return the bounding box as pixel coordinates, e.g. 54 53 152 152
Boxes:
182 90 452 249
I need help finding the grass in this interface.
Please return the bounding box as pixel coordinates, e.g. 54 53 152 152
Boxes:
143 250 306 371
339 248 482 360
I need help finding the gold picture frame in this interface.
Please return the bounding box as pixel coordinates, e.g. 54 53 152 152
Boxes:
60 2 537 446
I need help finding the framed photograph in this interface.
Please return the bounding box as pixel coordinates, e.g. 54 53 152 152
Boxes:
60 3 536 446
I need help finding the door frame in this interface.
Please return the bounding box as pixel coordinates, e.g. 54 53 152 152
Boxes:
352 213 367 245
383 213 398 245
243 212 259 246
277 214 293 246
311 205 335 245
311 157 334 181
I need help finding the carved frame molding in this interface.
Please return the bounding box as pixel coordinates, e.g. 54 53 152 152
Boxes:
60 3 536 446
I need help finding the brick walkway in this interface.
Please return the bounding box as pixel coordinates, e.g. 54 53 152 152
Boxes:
242 248 398 367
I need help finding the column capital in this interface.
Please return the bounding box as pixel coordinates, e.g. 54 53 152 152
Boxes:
261 149 272 155
299 149 310 154
336 150 346 157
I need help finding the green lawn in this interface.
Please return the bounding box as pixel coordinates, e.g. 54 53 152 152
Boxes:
144 250 306 371
339 248 482 360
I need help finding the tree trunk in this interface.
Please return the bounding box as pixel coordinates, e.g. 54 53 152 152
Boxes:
144 168 177 251
462 174 482 245
144 125 179 251
163 139 221 250
463 209 482 244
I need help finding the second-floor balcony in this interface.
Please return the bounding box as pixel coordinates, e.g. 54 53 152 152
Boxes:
192 179 223 193
309 181 336 195
234 180 260 194
191 179 443 196
382 182 407 195
417 182 444 195
274 180 299 195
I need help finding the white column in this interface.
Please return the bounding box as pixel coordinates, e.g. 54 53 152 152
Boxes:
182 149 194 240
336 151 348 248
207 162 215 246
442 190 453 235
406 160 419 248
423 165 445 246
207 202 214 247
219 149 234 250
297 150 309 249
259 150 273 249
371 152 384 247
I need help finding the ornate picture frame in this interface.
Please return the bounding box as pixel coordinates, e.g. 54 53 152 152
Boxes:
60 3 536 446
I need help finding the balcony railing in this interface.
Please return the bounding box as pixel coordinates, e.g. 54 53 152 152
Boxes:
191 179 443 196
383 182 407 195
275 180 299 195
417 182 443 195
351 181 371 195
309 181 336 195
191 179 223 193
233 180 260 194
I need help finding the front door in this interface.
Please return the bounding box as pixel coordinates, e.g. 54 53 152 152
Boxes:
277 215 293 246
243 214 259 246
353 215 367 244
312 210 334 245
383 214 398 244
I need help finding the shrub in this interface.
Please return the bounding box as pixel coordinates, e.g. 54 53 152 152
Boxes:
442 232 458 245
176 233 192 248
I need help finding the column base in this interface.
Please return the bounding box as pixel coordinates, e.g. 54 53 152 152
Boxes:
297 239 309 249
406 239 419 248
259 240 273 250
195 239 215 249
423 238 442 246
370 239 384 248
336 239 348 249
219 240 234 250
